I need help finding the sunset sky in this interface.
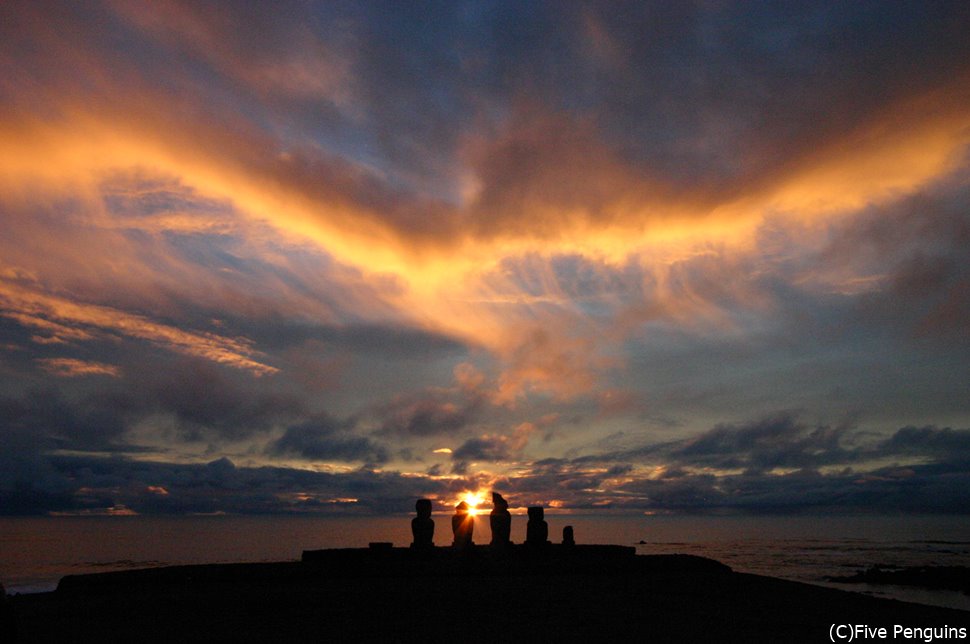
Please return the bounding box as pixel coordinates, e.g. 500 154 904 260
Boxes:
2 1 970 516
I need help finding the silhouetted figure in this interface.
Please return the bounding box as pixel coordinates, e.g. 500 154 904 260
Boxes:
489 492 512 547
562 525 575 546
526 506 549 546
452 501 474 548
411 499 435 549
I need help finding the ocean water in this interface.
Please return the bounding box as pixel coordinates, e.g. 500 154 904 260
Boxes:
2 514 968 611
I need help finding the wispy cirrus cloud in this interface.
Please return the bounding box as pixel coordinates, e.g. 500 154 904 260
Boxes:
0 279 276 375
36 358 121 378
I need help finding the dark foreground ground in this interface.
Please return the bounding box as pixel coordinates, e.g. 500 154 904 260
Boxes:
4 545 970 643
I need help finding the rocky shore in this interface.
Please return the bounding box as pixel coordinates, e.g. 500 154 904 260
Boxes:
827 566 970 595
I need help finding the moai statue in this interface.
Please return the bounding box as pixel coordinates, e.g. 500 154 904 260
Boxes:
451 501 474 548
489 492 512 547
562 525 575 546
411 498 435 549
525 506 549 546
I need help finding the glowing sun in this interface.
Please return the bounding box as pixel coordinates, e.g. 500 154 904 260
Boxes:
461 491 487 516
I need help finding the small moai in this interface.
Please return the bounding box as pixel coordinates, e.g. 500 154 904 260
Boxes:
411 498 435 549
562 525 575 546
525 506 549 546
490 492 512 547
451 501 474 548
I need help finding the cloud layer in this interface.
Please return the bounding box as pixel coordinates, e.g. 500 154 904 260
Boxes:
2 1 970 515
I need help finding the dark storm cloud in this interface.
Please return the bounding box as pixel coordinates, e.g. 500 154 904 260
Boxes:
0 454 453 516
452 436 514 462
449 421 536 474
375 388 484 437
581 414 970 474
611 464 970 514
0 352 301 455
491 457 635 502
487 421 970 514
450 436 511 475
130 357 300 440
882 426 970 461
0 387 133 453
672 415 855 473
268 413 388 463
4 420 970 516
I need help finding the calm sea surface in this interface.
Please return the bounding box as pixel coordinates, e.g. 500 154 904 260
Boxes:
2 514 969 611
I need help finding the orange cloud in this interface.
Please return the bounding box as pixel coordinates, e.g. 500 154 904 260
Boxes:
0 279 277 375
726 80 970 221
3 2 969 408
36 358 121 378
3 81 966 401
